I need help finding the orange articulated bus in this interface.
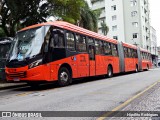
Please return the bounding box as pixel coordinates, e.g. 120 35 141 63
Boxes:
5 21 152 86
139 48 152 70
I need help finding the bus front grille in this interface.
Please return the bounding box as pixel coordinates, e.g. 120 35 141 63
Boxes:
7 72 27 78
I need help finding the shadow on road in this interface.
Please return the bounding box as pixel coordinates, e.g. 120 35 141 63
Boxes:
12 70 149 92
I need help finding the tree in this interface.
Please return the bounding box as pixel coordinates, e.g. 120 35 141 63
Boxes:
0 0 100 37
0 27 6 37
48 0 85 24
0 0 49 37
78 0 101 32
101 22 109 35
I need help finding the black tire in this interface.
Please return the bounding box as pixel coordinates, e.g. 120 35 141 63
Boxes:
135 65 138 73
58 67 72 86
146 65 149 71
107 66 113 78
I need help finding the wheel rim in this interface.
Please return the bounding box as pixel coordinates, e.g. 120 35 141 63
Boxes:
60 71 68 82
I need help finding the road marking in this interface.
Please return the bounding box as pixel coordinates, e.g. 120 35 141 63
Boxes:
97 80 160 120
16 92 33 96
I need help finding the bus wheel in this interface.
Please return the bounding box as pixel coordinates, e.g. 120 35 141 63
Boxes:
146 65 149 71
107 66 113 78
58 67 71 86
135 65 138 73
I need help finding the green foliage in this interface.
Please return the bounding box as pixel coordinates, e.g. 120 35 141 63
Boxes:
101 22 109 35
79 0 100 32
0 27 6 37
0 0 48 36
0 0 101 36
48 0 84 24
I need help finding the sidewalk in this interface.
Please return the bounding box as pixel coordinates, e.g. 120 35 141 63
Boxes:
0 81 27 90
109 82 160 120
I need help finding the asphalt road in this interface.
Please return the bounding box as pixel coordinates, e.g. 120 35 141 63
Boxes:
0 68 160 120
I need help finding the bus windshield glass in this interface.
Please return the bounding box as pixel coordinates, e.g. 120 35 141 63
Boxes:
9 26 50 61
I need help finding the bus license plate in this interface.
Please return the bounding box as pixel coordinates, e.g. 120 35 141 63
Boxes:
13 78 20 82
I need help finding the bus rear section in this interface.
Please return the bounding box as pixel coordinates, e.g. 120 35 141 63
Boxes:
118 42 139 73
140 49 152 70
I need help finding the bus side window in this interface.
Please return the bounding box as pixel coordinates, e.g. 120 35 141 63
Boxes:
112 44 118 56
99 40 104 54
95 40 99 54
135 50 138 58
50 29 65 48
43 30 51 53
76 34 87 52
124 47 128 58
88 37 94 44
104 42 112 55
128 48 131 58
66 32 75 51
89 45 95 60
132 49 135 58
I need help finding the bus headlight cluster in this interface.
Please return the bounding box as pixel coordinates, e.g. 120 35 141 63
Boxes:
28 59 42 69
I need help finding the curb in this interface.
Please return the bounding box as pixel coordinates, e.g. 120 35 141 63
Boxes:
0 83 27 90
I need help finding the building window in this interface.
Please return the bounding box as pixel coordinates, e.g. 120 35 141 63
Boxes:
111 5 116 11
132 22 138 27
130 0 137 6
133 33 138 38
113 36 118 40
112 15 117 21
112 25 117 31
131 11 137 17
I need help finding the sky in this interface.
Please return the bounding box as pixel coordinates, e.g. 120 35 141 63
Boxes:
149 0 160 46
87 0 160 46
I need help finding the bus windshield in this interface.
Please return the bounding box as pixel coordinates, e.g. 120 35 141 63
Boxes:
9 26 50 61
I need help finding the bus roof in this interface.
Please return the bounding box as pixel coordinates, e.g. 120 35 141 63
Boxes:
20 21 118 44
140 48 150 53
122 42 137 50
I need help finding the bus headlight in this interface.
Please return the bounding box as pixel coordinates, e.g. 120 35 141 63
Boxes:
28 59 42 69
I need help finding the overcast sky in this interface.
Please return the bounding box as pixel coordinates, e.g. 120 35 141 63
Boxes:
149 0 160 46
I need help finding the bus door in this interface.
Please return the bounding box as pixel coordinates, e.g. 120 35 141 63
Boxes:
88 45 96 76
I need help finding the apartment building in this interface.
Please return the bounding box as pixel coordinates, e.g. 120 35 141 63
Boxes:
91 0 151 51
150 26 157 55
150 26 158 65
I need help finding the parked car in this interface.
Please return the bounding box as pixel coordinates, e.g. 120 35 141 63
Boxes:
0 37 13 81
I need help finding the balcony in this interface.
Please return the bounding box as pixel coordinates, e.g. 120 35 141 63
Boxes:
92 0 105 10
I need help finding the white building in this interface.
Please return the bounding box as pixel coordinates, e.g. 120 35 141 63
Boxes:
91 0 151 51
150 26 158 66
150 26 157 55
